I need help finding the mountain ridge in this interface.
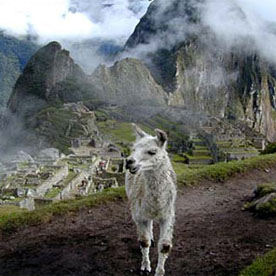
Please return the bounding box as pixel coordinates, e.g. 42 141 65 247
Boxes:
2 0 276 156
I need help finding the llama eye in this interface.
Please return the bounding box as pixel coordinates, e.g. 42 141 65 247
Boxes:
148 150 157 155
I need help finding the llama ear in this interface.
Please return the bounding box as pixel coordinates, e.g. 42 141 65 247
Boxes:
155 128 168 147
132 123 146 139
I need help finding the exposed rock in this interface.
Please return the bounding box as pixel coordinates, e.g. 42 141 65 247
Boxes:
37 148 60 160
26 188 38 198
125 0 276 141
245 183 276 217
28 102 100 154
3 0 276 157
19 197 35 211
16 188 26 198
16 151 34 163
7 41 85 115
89 58 167 107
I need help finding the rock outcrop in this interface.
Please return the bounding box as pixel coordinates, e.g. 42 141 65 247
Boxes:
4 0 276 155
89 58 167 106
7 41 85 115
7 42 167 117
125 0 276 141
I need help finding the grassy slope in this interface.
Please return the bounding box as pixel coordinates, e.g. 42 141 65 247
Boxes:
239 248 276 276
178 154 276 186
1 154 276 234
1 154 276 275
0 33 37 110
0 187 126 234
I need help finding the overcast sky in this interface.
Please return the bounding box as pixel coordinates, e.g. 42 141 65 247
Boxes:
0 0 276 46
0 0 150 44
1 0 276 70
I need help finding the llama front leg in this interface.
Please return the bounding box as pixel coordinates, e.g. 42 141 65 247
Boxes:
134 219 153 275
155 216 175 276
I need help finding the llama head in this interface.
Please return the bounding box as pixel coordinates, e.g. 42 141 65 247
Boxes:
126 124 168 174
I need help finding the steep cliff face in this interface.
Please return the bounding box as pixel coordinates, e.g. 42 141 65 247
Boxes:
5 0 276 147
89 58 167 106
7 41 85 115
3 40 170 152
125 0 276 141
238 57 276 141
7 41 167 118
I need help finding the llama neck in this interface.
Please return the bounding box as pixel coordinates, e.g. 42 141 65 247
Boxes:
143 157 171 189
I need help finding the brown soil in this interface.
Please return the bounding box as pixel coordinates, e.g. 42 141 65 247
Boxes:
1 168 276 276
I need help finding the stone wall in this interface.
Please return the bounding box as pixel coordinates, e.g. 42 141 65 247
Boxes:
55 171 89 200
36 166 68 196
19 198 35 211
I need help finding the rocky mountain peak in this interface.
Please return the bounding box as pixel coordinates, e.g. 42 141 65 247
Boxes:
125 0 201 49
89 57 167 107
123 0 276 142
7 41 85 115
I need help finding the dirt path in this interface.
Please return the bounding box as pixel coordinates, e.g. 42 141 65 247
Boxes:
1 168 276 276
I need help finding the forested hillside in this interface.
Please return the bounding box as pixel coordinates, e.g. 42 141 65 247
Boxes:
0 33 37 111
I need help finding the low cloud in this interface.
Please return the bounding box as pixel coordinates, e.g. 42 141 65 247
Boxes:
202 0 276 63
124 0 276 66
0 0 150 72
0 0 150 44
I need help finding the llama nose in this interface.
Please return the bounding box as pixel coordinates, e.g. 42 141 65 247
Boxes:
126 158 135 170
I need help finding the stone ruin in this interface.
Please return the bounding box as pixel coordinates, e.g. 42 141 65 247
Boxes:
106 158 126 174
0 148 126 211
92 177 118 193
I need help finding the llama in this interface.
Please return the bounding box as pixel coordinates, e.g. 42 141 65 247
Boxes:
125 124 177 276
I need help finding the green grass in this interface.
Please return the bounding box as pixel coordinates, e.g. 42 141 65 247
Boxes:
0 186 126 234
172 154 186 162
172 161 190 176
45 187 62 199
0 205 23 217
239 248 276 276
97 119 154 145
178 153 276 186
1 154 276 234
193 150 210 153
63 172 78 185
254 183 276 198
186 155 213 160
97 120 135 142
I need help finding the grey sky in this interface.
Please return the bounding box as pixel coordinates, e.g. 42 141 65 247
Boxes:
0 0 150 44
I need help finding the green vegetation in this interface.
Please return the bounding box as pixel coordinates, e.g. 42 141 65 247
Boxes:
0 205 24 217
147 115 188 142
96 117 154 156
254 183 276 198
262 142 276 155
239 248 276 276
97 119 152 143
0 33 37 110
30 106 75 153
0 186 126 234
99 121 136 142
172 162 189 176
2 154 276 234
185 155 212 160
244 182 276 218
63 172 78 185
45 187 62 199
178 154 276 186
255 197 276 217
29 104 98 154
